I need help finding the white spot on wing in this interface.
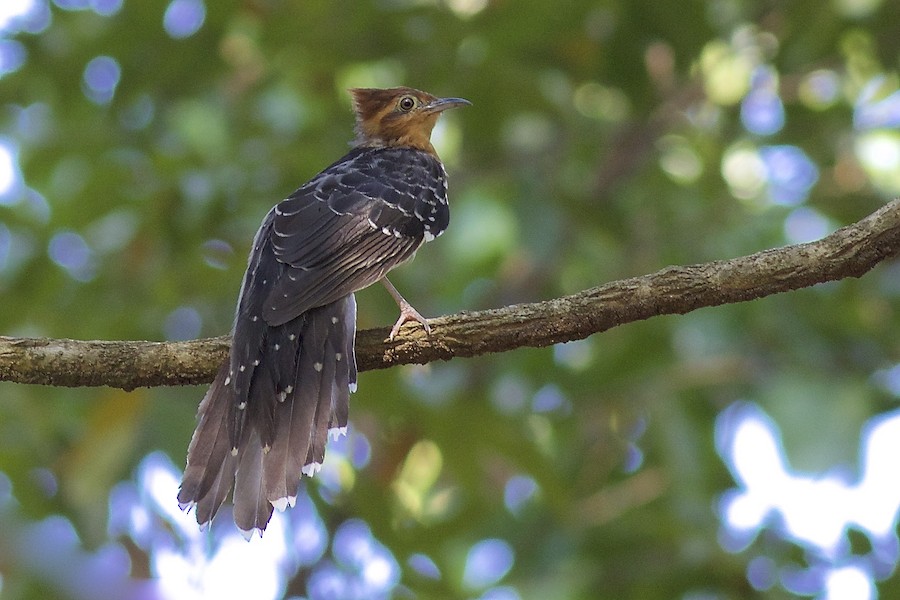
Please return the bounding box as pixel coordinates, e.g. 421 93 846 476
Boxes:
329 426 348 441
314 362 323 372
424 231 435 242
331 316 339 324
224 376 231 385
302 462 322 477
238 401 247 410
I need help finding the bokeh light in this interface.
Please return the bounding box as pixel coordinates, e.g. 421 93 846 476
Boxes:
504 475 538 515
163 0 206 39
717 402 900 597
463 538 515 590
163 306 202 341
48 230 95 281
408 553 441 580
0 140 18 198
0 0 38 33
758 145 819 205
82 55 121 105
741 67 784 136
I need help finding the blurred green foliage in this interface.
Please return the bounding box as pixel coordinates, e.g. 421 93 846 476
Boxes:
2 0 900 598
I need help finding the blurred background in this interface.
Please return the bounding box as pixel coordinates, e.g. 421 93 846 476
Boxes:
1 0 900 598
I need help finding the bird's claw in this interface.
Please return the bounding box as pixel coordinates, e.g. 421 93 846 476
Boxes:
389 300 431 341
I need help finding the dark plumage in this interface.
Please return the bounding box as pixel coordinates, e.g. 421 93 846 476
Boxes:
178 87 469 538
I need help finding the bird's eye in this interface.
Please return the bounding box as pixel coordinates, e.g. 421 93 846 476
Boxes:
398 96 417 112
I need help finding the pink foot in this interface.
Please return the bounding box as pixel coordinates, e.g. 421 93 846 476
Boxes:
389 298 431 340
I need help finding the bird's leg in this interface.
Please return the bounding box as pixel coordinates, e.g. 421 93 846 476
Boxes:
381 277 431 340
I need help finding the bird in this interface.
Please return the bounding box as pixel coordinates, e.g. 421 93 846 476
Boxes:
177 87 470 539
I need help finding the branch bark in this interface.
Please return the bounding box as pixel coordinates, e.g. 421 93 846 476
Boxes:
2 199 899 391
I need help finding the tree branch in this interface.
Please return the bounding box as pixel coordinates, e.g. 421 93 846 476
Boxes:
2 199 899 391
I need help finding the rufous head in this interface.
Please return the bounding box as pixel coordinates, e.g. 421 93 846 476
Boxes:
349 87 470 154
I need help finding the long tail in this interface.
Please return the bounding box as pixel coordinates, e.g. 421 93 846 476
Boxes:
178 294 357 538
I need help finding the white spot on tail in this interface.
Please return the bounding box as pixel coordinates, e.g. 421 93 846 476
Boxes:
237 527 260 541
277 391 287 403
424 231 435 242
274 343 280 350
224 376 231 385
331 316 339 324
329 426 348 441
302 462 322 477
289 334 296 341
271 497 289 512
285 385 293 395
314 362 323 372
251 316 258 322
253 359 260 366
335 352 342 361
349 382 358 393
231 447 238 456
239 365 246 372
238 401 247 410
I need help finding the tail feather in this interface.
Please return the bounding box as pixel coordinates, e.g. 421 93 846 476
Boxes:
269 319 302 396
247 360 277 451
334 294 357 425
194 452 236 527
264 349 318 507
280 309 327 494
181 294 358 535
233 428 273 537
306 337 338 469
229 314 267 448
178 363 235 524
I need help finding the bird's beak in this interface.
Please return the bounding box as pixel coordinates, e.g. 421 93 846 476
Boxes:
424 97 472 113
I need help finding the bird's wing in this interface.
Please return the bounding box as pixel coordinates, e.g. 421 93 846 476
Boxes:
261 147 449 326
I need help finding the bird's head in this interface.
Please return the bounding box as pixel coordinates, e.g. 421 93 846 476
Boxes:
350 87 470 154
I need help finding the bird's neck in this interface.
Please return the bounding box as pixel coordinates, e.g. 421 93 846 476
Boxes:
353 135 437 155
